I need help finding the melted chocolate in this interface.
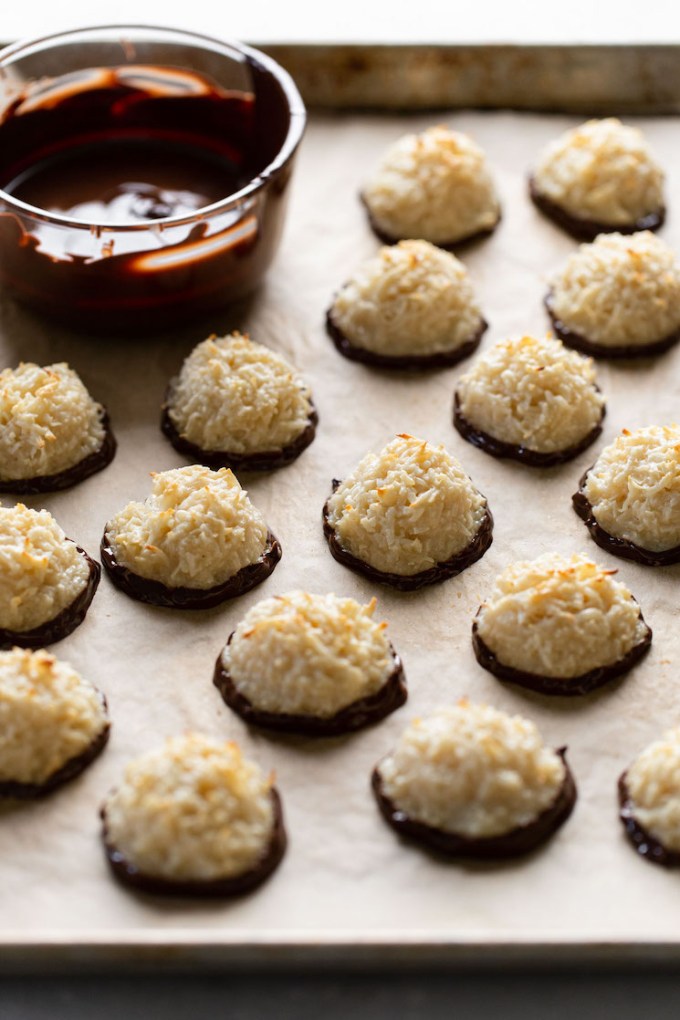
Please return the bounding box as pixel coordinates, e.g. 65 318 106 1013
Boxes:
0 412 116 495
453 392 605 467
472 614 652 697
325 308 487 371
161 390 318 471
101 788 286 897
573 473 680 566
213 638 407 736
322 481 493 591
0 719 110 799
0 545 100 650
372 748 576 859
545 291 680 359
528 176 665 241
360 194 500 250
0 64 297 331
618 773 680 868
100 529 282 609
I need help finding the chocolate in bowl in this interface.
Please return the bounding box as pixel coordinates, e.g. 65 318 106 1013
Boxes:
0 26 305 332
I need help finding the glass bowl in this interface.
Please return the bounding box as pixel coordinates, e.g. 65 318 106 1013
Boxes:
0 25 306 333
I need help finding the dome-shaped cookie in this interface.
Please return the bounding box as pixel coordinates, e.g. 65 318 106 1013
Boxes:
619 727 680 867
362 126 500 247
161 333 317 471
0 504 99 648
530 118 665 240
546 232 680 357
0 362 115 493
326 240 487 369
0 648 109 797
574 425 680 565
472 553 651 695
323 434 493 590
454 334 605 465
101 465 281 608
214 591 406 735
372 701 576 858
100 733 286 896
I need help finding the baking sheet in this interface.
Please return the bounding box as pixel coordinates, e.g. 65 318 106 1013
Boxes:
2 109 680 962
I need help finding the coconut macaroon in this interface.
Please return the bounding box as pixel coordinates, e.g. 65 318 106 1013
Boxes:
161 333 317 471
325 240 487 369
619 727 680 867
101 465 281 609
0 504 99 648
530 118 665 240
547 232 680 358
361 126 501 248
454 334 605 465
472 553 652 696
100 733 286 896
574 425 680 565
0 648 109 798
322 434 493 590
0 361 115 493
214 591 407 735
372 702 576 858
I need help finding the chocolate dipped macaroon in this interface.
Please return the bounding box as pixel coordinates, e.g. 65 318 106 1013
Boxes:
323 434 493 591
472 553 651 696
162 332 317 471
361 126 500 248
0 361 115 494
0 503 99 649
373 701 576 859
101 465 281 609
619 727 680 867
101 734 286 897
546 232 680 358
454 334 605 465
214 591 406 735
574 425 680 565
326 240 487 369
530 118 665 240
0 647 109 798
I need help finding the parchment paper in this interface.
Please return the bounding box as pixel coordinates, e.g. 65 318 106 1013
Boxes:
2 110 680 954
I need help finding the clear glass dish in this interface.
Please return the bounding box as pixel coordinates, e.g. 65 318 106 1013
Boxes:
0 25 306 332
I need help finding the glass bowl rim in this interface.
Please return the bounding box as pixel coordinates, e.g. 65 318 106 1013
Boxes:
0 23 307 232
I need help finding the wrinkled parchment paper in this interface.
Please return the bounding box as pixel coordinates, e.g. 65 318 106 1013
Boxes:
2 111 680 956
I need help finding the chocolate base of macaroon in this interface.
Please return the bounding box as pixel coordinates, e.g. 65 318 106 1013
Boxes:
100 530 282 610
0 546 100 651
618 773 680 868
453 392 605 467
101 789 287 898
372 748 576 859
213 640 407 736
528 176 665 242
322 482 493 592
161 391 318 472
471 616 652 697
545 292 680 359
360 194 501 251
325 309 487 371
573 475 680 566
0 413 116 495
0 721 110 800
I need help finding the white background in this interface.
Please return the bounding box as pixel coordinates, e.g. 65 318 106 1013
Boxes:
2 0 679 45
